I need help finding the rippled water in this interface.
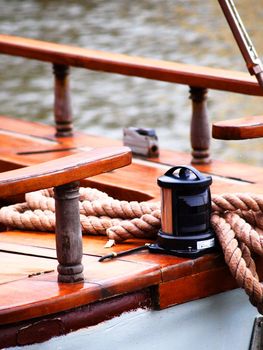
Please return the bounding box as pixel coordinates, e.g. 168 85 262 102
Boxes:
0 0 262 165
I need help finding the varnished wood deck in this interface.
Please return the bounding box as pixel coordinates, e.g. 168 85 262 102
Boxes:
0 116 262 346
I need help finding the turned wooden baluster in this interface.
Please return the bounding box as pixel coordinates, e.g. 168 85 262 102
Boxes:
53 64 74 137
189 86 211 164
54 181 84 283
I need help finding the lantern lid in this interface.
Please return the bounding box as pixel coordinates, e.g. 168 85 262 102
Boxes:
157 166 212 189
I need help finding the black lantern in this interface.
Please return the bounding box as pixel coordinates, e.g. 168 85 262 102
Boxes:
149 165 216 258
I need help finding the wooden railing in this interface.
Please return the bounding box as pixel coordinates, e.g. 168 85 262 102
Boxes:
0 34 262 163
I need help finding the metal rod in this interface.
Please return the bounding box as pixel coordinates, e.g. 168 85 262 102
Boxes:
218 0 263 89
99 244 150 262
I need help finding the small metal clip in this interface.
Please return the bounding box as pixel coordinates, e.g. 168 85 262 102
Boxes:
123 127 159 158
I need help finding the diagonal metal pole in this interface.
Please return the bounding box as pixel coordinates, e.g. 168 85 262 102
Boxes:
218 0 263 89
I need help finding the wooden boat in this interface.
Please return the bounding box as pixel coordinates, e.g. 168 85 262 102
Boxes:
0 2 263 348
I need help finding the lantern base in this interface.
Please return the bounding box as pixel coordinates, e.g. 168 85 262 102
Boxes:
148 229 217 258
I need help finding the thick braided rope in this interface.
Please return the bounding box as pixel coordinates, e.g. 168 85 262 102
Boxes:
26 189 159 219
0 203 122 235
210 193 263 313
1 190 263 243
107 210 161 242
212 193 263 213
80 199 159 218
211 213 263 313
0 188 160 239
25 188 111 212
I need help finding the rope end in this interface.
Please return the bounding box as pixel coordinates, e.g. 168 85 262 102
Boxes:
104 239 115 248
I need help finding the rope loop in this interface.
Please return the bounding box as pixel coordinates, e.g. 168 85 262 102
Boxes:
211 193 263 314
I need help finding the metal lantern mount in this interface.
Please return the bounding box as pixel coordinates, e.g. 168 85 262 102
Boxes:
149 165 216 258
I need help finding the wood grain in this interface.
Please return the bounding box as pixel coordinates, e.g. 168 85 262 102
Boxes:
0 115 261 192
0 34 262 96
158 265 237 309
0 252 56 284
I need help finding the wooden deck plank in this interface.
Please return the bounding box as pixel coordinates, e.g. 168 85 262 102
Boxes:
0 233 233 281
0 252 160 325
0 274 101 325
0 116 58 140
149 149 263 186
0 231 56 250
0 241 56 258
0 231 252 322
0 252 56 284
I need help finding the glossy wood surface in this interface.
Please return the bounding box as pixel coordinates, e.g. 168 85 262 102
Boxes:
212 115 263 139
0 35 262 96
0 126 262 349
0 115 262 199
0 147 131 197
0 113 262 327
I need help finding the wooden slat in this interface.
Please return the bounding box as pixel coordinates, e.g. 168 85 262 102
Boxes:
0 35 262 96
0 232 56 250
212 115 263 139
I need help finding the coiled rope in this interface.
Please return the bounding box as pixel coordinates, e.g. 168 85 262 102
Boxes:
0 188 160 241
0 189 263 313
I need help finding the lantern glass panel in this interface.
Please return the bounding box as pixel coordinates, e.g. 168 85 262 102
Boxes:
175 190 210 235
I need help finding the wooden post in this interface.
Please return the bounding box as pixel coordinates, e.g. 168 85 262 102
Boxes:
53 64 74 137
54 181 84 283
189 86 211 164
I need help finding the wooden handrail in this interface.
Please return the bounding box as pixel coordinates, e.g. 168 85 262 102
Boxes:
0 146 131 283
1 34 262 165
0 34 262 96
0 147 131 197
